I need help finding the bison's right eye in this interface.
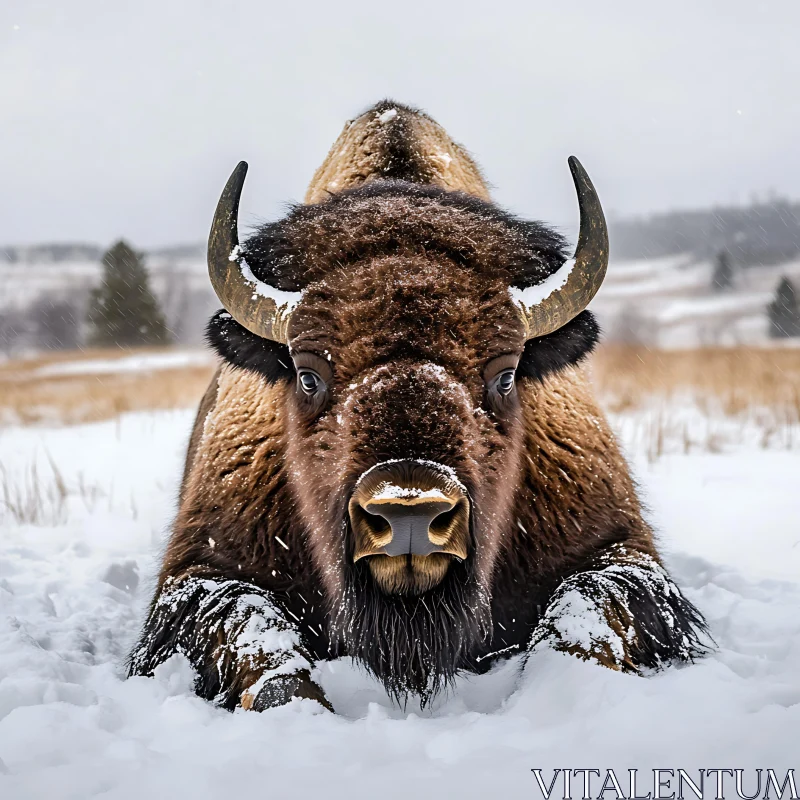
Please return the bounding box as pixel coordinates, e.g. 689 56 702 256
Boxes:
299 370 323 395
291 352 333 419
483 353 521 419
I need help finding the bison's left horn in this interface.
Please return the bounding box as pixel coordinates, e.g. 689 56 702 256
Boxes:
208 161 302 343
510 156 609 339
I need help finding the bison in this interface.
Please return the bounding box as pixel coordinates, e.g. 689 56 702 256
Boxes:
129 101 708 710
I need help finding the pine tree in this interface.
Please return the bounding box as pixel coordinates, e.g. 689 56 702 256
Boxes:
767 277 800 338
711 250 734 291
87 240 171 347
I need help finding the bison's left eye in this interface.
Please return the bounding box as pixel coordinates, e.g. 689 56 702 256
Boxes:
495 369 515 396
299 370 323 395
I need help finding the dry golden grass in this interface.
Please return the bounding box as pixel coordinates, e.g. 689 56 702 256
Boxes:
0 456 68 525
592 345 800 460
0 348 216 426
1 345 799 430
592 345 800 420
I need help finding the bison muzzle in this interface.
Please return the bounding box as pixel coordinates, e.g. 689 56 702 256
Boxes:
350 459 471 593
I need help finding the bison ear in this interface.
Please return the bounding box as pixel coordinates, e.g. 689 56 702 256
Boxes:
516 310 600 383
206 309 295 383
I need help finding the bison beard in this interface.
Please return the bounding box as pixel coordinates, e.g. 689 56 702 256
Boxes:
331 557 490 706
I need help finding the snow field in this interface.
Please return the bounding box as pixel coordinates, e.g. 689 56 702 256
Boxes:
0 405 798 798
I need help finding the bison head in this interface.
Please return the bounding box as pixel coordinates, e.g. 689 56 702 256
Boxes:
205 162 607 702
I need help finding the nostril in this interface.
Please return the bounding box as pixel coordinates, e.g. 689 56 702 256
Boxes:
429 503 460 537
358 507 391 536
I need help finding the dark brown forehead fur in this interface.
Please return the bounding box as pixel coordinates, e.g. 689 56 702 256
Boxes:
239 179 568 293
289 254 523 388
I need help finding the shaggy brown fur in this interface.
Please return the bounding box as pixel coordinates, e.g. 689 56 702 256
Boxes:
240 179 568 292
129 100 708 710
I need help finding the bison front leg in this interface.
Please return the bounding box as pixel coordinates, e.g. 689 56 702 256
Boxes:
128 571 331 711
528 543 710 672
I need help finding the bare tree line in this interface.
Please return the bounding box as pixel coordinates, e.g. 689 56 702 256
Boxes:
0 247 216 356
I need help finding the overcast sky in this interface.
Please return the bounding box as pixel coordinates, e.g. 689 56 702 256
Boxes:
2 0 799 248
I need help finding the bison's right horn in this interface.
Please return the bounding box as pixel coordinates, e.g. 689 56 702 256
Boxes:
208 161 302 343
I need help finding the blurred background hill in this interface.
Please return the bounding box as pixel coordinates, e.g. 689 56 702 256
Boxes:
0 242 212 355
4 192 800 355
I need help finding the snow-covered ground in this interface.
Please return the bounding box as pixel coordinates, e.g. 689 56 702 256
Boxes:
0 406 798 798
34 350 215 377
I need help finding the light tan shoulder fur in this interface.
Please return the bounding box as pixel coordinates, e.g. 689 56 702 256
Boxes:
305 102 491 203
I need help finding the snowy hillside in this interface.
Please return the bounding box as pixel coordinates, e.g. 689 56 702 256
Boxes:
0 253 217 352
0 252 209 312
591 254 800 348
3 249 799 353
0 400 797 797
